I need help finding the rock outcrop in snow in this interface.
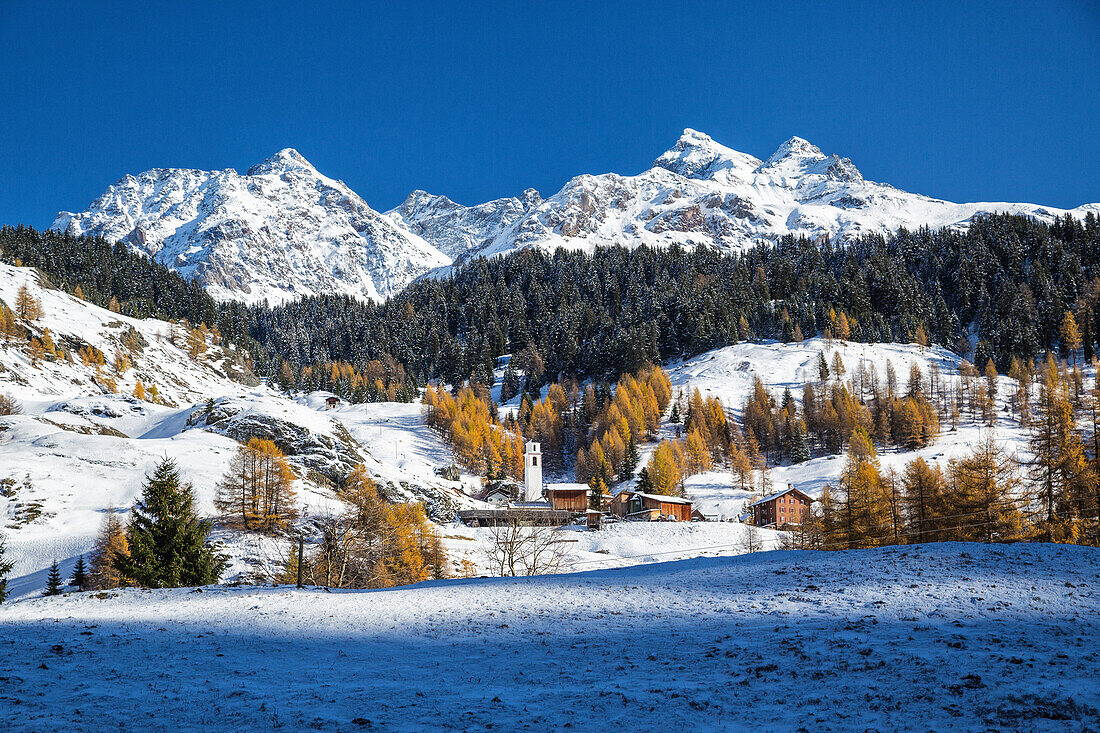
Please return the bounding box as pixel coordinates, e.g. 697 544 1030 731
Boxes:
51 149 450 304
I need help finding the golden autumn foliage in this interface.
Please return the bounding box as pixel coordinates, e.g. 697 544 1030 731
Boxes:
14 284 42 322
647 439 685 495
576 364 671 483
88 512 130 590
304 466 446 589
424 384 525 478
215 438 298 533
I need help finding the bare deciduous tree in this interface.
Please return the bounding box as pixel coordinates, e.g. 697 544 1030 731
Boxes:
0 393 22 416
483 513 570 577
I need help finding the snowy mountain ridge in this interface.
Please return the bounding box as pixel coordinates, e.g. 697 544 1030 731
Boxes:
393 129 1100 270
53 131 1100 303
51 149 449 304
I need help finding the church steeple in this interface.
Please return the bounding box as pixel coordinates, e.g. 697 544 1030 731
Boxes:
523 441 543 501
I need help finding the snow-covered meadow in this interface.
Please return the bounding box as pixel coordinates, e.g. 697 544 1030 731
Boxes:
1 542 1095 731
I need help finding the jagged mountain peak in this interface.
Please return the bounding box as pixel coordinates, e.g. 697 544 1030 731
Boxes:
654 128 761 180
760 136 826 168
52 154 448 304
246 147 317 176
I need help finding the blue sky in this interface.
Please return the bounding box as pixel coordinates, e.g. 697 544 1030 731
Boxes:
1 0 1098 228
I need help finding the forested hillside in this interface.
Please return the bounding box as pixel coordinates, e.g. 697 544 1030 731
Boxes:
253 213 1100 387
6 213 1100 396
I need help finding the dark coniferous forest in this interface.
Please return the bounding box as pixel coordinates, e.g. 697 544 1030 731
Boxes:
3 212 1100 394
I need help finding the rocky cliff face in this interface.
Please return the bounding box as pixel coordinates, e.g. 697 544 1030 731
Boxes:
51 149 449 304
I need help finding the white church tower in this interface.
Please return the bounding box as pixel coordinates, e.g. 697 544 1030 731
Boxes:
523 440 543 501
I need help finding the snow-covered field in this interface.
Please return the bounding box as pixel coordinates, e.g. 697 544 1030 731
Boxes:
1 542 1095 732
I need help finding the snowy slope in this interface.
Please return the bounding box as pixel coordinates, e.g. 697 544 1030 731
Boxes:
0 264 480 591
0 542 1095 732
0 262 255 407
51 149 449 304
394 129 1100 268
666 337 1032 519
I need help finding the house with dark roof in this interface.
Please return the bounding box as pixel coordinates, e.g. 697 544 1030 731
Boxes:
609 490 693 522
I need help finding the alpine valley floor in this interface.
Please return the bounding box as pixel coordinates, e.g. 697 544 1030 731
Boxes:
1 542 1097 732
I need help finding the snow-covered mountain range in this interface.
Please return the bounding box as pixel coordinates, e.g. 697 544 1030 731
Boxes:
394 129 1099 267
54 131 1100 303
51 149 449 304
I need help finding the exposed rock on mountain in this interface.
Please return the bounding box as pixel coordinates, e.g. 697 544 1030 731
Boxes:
52 149 449 304
57 132 1100 302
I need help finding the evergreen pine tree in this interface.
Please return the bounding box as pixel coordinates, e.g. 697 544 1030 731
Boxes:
0 532 13 603
788 428 810 464
621 437 640 478
70 554 89 591
114 458 225 588
44 560 63 596
636 467 654 493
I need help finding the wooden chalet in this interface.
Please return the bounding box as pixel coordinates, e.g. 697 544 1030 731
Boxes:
545 483 591 512
609 490 692 522
324 396 340 409
482 486 514 507
750 485 814 528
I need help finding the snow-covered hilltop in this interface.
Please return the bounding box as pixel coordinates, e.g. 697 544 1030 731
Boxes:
392 129 1100 264
51 149 449 304
54 131 1100 303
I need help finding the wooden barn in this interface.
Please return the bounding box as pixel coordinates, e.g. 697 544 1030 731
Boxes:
609 490 692 522
751 485 814 528
545 483 591 512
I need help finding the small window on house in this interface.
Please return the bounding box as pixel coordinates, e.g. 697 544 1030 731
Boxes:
532 456 538 466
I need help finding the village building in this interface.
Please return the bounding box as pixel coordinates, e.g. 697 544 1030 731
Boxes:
545 483 591 512
324 396 340 409
750 485 814 528
609 489 692 522
459 442 589 526
523 440 543 501
482 486 514 508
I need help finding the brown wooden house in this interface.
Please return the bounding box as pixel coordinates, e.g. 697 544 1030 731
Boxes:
545 483 591 512
609 490 692 522
751 486 814 528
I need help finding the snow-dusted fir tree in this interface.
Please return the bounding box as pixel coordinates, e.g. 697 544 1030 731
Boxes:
70 555 89 592
44 560 63 596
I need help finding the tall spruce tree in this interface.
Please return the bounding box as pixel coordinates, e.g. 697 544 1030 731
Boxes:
621 437 640 479
44 560 63 596
115 458 225 588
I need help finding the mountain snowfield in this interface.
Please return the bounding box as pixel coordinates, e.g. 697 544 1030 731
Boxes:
53 131 1100 303
1 543 1096 731
51 149 449 304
